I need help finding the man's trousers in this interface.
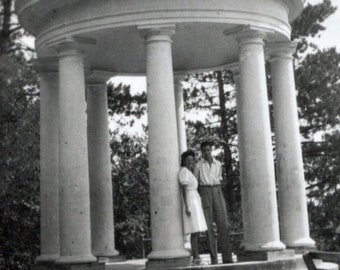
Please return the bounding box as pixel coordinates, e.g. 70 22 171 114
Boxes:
199 185 232 264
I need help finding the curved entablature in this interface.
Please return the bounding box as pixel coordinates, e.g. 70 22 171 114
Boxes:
15 0 304 33
15 0 304 74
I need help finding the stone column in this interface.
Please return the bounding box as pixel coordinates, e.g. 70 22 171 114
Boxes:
267 42 315 249
86 72 120 261
56 41 96 264
174 74 187 155
235 29 285 251
35 58 60 263
139 25 190 269
174 74 190 250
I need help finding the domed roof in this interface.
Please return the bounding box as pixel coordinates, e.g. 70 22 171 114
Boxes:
16 0 304 74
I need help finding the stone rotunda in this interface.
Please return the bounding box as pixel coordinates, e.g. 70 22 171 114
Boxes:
16 0 317 269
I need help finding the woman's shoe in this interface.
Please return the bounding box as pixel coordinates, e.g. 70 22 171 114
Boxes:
192 258 208 266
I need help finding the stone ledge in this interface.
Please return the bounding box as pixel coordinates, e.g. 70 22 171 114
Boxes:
97 255 125 264
33 262 105 270
146 256 191 270
237 249 295 262
170 256 306 270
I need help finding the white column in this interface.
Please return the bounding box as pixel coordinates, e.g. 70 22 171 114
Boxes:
86 73 120 260
139 25 190 269
36 58 60 263
56 41 96 264
235 29 285 251
174 74 190 250
174 74 187 155
267 42 315 249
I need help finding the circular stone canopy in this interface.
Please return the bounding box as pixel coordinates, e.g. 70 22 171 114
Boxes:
16 0 304 75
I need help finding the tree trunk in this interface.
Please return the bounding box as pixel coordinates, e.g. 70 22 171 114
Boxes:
0 0 13 54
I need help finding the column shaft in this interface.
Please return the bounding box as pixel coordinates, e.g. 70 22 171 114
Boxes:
142 26 190 268
236 31 285 251
87 82 120 259
57 44 96 264
174 75 190 249
174 75 187 155
269 43 315 249
37 66 60 262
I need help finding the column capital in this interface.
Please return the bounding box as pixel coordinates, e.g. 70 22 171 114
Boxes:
266 41 298 61
34 57 59 74
48 36 96 57
86 70 112 86
225 25 273 45
138 24 175 43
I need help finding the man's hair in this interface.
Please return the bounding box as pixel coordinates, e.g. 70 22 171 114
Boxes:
180 149 195 167
200 141 211 149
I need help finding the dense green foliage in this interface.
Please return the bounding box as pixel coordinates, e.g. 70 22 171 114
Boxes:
0 54 40 268
296 48 340 251
1 1 41 268
110 134 150 258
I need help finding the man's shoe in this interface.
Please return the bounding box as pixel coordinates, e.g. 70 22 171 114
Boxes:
210 259 218 265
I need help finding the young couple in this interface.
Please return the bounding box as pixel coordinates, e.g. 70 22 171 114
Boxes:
179 141 233 266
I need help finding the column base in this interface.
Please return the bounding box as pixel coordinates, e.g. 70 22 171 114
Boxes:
56 254 97 264
146 257 191 270
243 240 286 251
238 249 295 262
147 249 190 260
97 255 125 264
36 254 59 263
293 246 318 255
284 237 316 251
146 249 190 270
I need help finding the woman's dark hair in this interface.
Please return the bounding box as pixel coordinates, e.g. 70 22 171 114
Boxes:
180 150 195 167
200 140 211 149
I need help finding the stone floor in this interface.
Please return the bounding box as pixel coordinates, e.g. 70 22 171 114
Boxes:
106 259 146 270
104 254 339 270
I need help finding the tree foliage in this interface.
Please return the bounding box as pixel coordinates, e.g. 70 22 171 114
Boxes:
291 1 340 250
0 54 40 269
291 0 337 55
0 0 34 55
110 134 150 258
1 0 40 268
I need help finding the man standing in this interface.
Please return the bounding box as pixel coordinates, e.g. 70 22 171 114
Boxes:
194 141 232 264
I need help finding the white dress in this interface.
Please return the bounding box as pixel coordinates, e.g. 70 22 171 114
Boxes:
179 167 208 234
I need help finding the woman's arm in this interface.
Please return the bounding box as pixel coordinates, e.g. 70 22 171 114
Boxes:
181 184 191 216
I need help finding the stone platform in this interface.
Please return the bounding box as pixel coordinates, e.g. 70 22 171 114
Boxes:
104 254 339 270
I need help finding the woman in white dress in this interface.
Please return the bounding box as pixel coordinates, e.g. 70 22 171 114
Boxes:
179 150 207 265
